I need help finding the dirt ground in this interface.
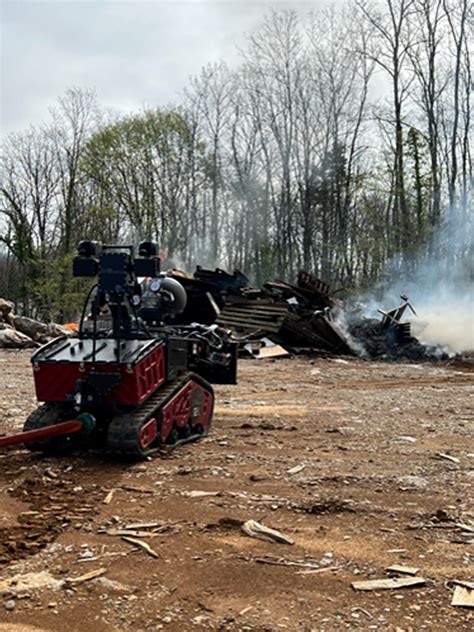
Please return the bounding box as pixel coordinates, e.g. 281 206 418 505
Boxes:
0 350 472 631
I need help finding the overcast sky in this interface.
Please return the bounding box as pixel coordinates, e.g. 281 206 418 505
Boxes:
1 0 331 136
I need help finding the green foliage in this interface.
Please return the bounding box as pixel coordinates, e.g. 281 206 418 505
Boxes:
30 253 91 322
80 108 204 243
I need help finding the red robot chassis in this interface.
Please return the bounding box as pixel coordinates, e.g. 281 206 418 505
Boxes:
1 242 237 459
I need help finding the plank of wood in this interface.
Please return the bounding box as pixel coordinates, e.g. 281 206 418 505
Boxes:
451 585 474 608
352 577 426 591
219 310 286 323
223 304 289 314
106 528 157 538
217 317 283 330
296 566 341 575
65 567 107 584
255 345 289 359
386 565 419 576
218 308 284 319
451 580 474 589
124 522 162 530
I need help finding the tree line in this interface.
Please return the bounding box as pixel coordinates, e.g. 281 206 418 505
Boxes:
1 0 472 321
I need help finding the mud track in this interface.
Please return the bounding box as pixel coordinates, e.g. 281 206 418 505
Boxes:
0 351 472 631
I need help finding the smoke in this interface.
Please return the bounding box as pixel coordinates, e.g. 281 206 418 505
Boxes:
331 306 369 358
357 205 473 355
408 292 473 353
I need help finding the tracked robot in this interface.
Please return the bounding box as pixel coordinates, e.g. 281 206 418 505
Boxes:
0 242 237 458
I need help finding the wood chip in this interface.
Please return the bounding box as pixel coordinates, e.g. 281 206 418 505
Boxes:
436 452 460 464
65 567 106 584
122 536 160 558
255 344 289 359
456 523 474 534
103 489 116 504
183 490 221 498
296 565 341 575
452 585 474 608
242 520 294 545
287 464 306 475
239 606 253 616
352 577 426 591
386 564 419 576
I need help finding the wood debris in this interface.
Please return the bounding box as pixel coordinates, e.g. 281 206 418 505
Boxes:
65 567 107 585
352 577 426 591
351 607 373 620
119 484 155 494
451 583 474 608
296 565 341 575
251 341 289 359
450 580 474 589
103 489 116 504
242 520 294 545
287 463 306 475
0 299 71 348
255 556 319 569
436 452 460 464
122 536 160 558
182 490 221 498
386 564 420 576
106 528 157 538
78 551 129 563
239 606 253 616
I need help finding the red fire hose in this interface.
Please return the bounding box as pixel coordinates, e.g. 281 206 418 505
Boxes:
0 419 84 449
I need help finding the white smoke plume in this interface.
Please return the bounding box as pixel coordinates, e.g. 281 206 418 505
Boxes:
357 206 473 355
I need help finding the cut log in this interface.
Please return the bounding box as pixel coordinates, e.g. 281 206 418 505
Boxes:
13 315 48 340
0 328 37 349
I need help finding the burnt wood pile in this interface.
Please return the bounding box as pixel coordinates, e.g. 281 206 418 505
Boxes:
168 267 354 355
169 267 249 326
0 267 445 361
216 272 353 355
167 267 446 361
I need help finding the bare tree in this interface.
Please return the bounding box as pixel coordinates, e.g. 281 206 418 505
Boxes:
356 0 416 263
408 0 446 233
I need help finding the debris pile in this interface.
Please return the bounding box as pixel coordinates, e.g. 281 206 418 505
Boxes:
1 266 450 360
216 271 354 355
168 268 444 361
0 298 71 349
170 266 250 325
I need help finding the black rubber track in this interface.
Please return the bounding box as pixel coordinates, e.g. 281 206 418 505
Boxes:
106 372 214 459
